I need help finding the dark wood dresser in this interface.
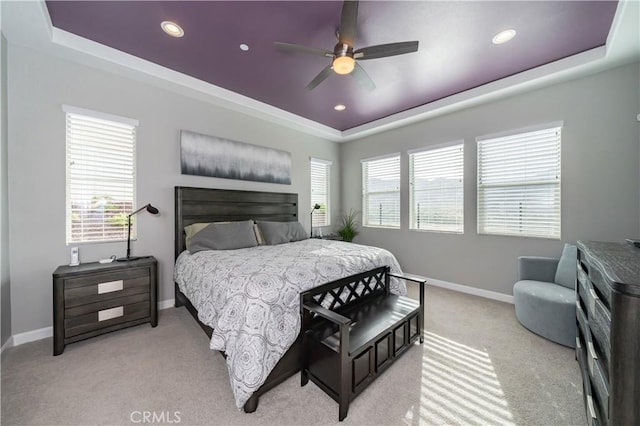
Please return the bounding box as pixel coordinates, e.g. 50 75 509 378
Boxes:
53 257 158 355
576 241 640 425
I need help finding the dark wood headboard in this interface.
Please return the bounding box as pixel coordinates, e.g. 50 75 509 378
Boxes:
174 186 298 259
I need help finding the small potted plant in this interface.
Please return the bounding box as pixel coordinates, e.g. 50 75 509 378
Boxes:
337 209 360 242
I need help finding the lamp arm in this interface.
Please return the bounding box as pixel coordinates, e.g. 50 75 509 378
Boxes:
129 204 149 217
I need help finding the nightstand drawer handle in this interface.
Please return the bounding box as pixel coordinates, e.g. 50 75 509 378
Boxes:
98 280 124 294
98 306 124 321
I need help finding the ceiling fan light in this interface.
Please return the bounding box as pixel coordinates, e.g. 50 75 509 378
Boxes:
333 56 355 75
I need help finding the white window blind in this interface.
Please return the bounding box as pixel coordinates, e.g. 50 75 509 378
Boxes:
65 107 137 244
477 124 561 239
362 155 400 228
410 143 464 233
310 158 331 227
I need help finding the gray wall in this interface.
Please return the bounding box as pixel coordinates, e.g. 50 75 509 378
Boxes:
341 62 640 296
1 31 11 345
7 44 340 334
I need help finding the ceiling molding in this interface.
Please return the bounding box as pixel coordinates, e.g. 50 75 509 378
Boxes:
3 0 638 143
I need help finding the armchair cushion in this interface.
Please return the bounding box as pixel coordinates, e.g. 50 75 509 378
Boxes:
554 244 577 289
518 257 559 282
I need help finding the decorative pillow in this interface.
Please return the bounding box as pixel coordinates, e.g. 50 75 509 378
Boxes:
188 220 258 253
554 243 578 289
256 221 308 245
184 222 212 249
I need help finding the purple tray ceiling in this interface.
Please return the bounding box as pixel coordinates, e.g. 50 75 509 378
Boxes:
46 1 617 131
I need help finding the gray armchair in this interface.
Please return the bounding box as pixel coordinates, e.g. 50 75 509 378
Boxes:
513 244 577 348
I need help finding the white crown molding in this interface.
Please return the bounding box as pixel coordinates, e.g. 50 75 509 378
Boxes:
2 0 638 143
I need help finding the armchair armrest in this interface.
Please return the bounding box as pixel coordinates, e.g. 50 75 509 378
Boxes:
518 256 560 282
302 301 351 326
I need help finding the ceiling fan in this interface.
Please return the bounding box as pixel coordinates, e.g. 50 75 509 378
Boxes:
274 0 419 91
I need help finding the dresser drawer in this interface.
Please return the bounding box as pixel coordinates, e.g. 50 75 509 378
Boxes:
589 299 611 375
64 268 150 307
577 269 611 371
64 301 150 338
589 350 610 422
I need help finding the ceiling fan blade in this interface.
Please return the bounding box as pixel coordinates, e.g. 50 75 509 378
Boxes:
274 42 333 58
354 41 419 60
306 65 334 90
351 63 375 91
338 1 358 46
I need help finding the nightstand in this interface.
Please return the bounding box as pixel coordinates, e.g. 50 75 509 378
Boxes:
53 257 158 355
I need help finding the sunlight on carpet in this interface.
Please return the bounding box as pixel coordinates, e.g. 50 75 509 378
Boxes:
403 332 516 425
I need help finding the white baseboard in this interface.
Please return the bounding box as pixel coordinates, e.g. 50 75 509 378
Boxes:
158 298 175 310
5 284 510 350
1 336 14 354
5 298 176 350
426 276 514 304
12 326 53 346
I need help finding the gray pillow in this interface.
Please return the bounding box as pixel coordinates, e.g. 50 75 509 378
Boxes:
189 220 258 253
554 243 577 289
256 221 308 245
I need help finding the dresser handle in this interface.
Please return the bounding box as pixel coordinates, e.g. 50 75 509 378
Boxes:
587 341 597 375
98 280 124 294
98 306 124 321
586 395 597 420
588 288 598 314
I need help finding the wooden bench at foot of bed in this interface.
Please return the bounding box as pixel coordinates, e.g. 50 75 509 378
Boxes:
300 266 426 421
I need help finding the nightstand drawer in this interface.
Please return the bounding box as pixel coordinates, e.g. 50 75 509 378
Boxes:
65 292 150 319
64 301 150 338
64 269 150 307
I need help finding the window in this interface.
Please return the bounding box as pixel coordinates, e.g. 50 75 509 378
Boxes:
409 143 464 233
362 154 401 228
477 123 562 239
65 105 138 244
310 158 331 227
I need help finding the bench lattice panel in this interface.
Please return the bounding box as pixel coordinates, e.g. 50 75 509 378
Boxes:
309 268 387 312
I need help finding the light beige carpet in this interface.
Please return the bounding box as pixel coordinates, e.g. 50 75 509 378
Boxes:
1 286 585 425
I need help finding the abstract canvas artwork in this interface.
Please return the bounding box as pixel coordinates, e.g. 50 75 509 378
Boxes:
180 130 292 184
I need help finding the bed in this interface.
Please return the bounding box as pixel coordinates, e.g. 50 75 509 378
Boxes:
173 186 404 412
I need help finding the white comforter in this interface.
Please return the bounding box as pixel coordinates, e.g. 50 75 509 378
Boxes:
173 238 404 408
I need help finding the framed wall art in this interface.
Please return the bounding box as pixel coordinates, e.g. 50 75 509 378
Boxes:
180 130 292 185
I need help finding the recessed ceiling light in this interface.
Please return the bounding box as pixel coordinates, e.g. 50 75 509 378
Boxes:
334 104 346 111
492 29 516 45
161 21 184 38
239 44 249 51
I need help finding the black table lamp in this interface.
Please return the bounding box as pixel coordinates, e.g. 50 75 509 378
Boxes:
310 203 321 238
117 203 159 262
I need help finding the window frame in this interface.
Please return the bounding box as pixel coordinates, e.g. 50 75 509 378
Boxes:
361 153 401 229
409 141 464 234
476 122 562 239
310 157 331 227
64 105 138 245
